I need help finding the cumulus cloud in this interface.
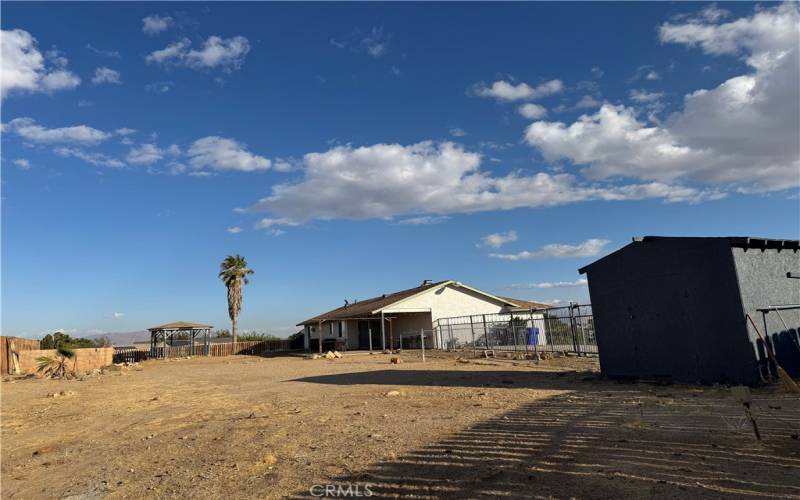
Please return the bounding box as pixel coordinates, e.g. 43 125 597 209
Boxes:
1 29 81 98
504 278 588 289
490 238 610 260
54 147 125 168
91 67 121 85
142 14 172 35
473 79 563 102
518 103 547 119
187 136 270 172
112 312 125 318
226 226 243 234
146 36 250 72
479 230 518 249
126 144 163 165
248 141 721 229
526 4 799 193
4 117 110 144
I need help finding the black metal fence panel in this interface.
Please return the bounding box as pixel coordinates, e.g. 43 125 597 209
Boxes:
432 304 597 355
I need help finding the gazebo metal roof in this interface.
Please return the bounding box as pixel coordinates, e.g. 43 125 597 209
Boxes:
148 321 213 332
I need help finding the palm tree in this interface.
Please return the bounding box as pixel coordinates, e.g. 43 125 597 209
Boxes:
218 254 254 344
36 347 76 379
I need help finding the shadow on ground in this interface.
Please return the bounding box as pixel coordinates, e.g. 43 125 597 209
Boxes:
291 379 800 498
291 369 602 391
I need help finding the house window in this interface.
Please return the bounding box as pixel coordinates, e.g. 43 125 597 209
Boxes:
338 322 343 338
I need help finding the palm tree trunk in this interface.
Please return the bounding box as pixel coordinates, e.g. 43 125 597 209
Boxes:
232 316 238 345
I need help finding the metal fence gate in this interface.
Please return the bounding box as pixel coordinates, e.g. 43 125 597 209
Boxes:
433 303 597 355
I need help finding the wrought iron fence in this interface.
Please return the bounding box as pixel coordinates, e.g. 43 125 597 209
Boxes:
432 303 597 355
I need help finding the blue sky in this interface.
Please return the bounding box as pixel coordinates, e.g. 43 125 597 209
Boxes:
2 2 798 339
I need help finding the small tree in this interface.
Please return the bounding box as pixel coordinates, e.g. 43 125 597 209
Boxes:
36 347 76 379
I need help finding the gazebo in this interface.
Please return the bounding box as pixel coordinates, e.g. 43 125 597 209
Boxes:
148 321 213 358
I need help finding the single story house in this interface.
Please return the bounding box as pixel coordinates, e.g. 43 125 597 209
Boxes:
579 236 800 385
297 279 549 351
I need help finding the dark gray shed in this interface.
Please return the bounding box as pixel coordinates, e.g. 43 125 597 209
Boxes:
579 236 800 385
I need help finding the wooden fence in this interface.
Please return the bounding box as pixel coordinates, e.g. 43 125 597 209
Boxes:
114 339 295 362
1 336 42 375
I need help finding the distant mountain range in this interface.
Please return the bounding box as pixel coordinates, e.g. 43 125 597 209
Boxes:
85 330 150 346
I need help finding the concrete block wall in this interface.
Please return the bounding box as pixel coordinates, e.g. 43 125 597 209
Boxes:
16 347 114 375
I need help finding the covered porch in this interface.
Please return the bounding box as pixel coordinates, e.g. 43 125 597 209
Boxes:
302 310 433 353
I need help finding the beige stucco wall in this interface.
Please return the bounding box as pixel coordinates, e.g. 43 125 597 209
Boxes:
385 284 506 323
16 347 114 375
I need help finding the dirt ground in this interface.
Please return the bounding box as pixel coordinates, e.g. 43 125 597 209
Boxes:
1 351 799 499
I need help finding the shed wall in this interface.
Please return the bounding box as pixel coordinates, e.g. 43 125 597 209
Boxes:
732 247 800 376
585 238 757 384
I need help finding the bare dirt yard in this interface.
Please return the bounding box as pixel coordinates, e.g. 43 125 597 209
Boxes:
2 351 799 499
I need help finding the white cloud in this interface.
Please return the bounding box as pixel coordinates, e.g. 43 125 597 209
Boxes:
254 217 298 230
39 69 80 92
13 158 31 169
85 44 120 58
54 147 125 168
142 14 172 35
518 103 547 120
527 4 799 193
574 95 603 109
362 27 389 57
227 226 243 234
146 36 250 72
91 67 121 85
249 141 721 227
591 67 604 78
45 48 68 68
397 215 450 225
146 38 191 65
474 79 563 102
5 117 110 144
629 89 663 103
115 128 136 136
449 128 467 137
490 238 610 260
145 81 173 93
331 26 391 58
187 136 270 172
504 278 588 289
479 230 518 249
112 312 125 318
1 29 81 98
126 144 163 165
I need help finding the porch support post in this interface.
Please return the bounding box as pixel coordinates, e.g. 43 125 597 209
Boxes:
318 319 323 354
380 311 386 351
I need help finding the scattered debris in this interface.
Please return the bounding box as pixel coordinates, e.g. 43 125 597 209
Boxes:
46 390 77 398
390 357 403 364
385 390 405 397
